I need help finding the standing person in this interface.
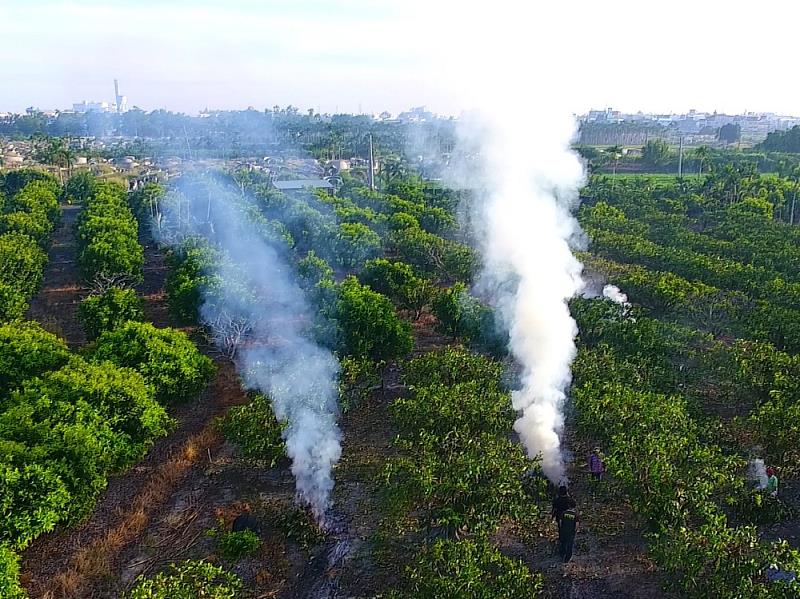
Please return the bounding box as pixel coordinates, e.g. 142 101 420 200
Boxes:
766 467 779 498
588 448 605 482
551 485 576 533
559 505 578 563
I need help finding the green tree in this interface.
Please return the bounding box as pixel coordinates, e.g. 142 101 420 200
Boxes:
359 258 435 318
91 321 215 405
334 222 381 269
78 287 145 340
431 283 499 350
692 145 711 174
0 320 71 395
335 277 413 362
642 139 672 169
718 123 742 145
404 539 543 599
297 250 334 292
63 171 96 205
604 145 623 175
1 360 170 526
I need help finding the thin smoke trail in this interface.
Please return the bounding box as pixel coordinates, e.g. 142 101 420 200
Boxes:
157 173 341 519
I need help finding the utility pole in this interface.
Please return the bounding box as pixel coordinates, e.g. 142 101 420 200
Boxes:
367 134 375 191
677 136 683 179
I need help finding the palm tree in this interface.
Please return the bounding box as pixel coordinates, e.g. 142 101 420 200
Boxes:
381 156 405 187
604 146 623 175
692 146 710 175
789 165 800 225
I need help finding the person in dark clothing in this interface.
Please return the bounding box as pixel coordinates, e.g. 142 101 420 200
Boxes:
552 486 578 562
551 485 576 533
559 506 578 563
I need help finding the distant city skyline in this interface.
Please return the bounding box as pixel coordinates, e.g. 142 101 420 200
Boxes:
4 101 800 124
2 1 800 117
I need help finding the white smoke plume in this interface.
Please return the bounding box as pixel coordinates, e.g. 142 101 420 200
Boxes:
603 284 630 307
749 458 768 490
457 113 585 483
158 174 341 519
429 6 588 483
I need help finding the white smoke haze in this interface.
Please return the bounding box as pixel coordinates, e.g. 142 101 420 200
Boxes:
603 284 630 307
157 174 341 519
427 5 587 483
749 458 768 490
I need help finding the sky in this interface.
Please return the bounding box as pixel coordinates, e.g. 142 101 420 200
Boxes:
2 0 800 117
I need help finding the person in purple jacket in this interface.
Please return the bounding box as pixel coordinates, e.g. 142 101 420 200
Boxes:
588 448 605 482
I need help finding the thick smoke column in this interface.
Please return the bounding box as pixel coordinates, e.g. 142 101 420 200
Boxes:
432 5 588 483
459 112 585 483
159 175 341 519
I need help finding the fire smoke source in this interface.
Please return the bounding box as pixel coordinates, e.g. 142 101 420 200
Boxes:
749 458 768 490
450 91 586 484
472 116 584 483
603 284 629 307
158 175 341 519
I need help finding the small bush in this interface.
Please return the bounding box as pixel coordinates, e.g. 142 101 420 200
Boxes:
221 393 285 465
78 287 145 340
404 538 543 599
271 506 325 549
215 529 262 561
127 560 242 599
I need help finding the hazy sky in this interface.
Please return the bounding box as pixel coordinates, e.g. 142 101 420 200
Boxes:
2 0 800 116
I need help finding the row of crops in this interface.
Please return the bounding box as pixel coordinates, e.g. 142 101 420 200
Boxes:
10 161 800 597
119 171 544 596
0 172 215 598
571 172 800 596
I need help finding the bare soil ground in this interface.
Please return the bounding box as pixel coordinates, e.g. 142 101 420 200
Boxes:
522 432 671 599
139 236 173 329
27 204 86 347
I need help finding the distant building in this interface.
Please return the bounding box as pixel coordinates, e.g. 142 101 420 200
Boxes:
114 156 139 171
326 159 350 172
272 179 333 192
2 148 24 167
72 101 112 113
399 106 435 123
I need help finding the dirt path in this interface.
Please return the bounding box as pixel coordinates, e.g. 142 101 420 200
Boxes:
531 431 670 599
138 236 172 329
27 204 86 347
20 227 250 598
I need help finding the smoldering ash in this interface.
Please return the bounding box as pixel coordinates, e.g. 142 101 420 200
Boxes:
458 111 586 483
158 174 341 520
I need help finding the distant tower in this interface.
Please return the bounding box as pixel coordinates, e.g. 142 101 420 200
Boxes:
367 134 375 191
114 79 127 113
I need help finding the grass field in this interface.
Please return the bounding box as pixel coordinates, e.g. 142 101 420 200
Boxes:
597 172 705 182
